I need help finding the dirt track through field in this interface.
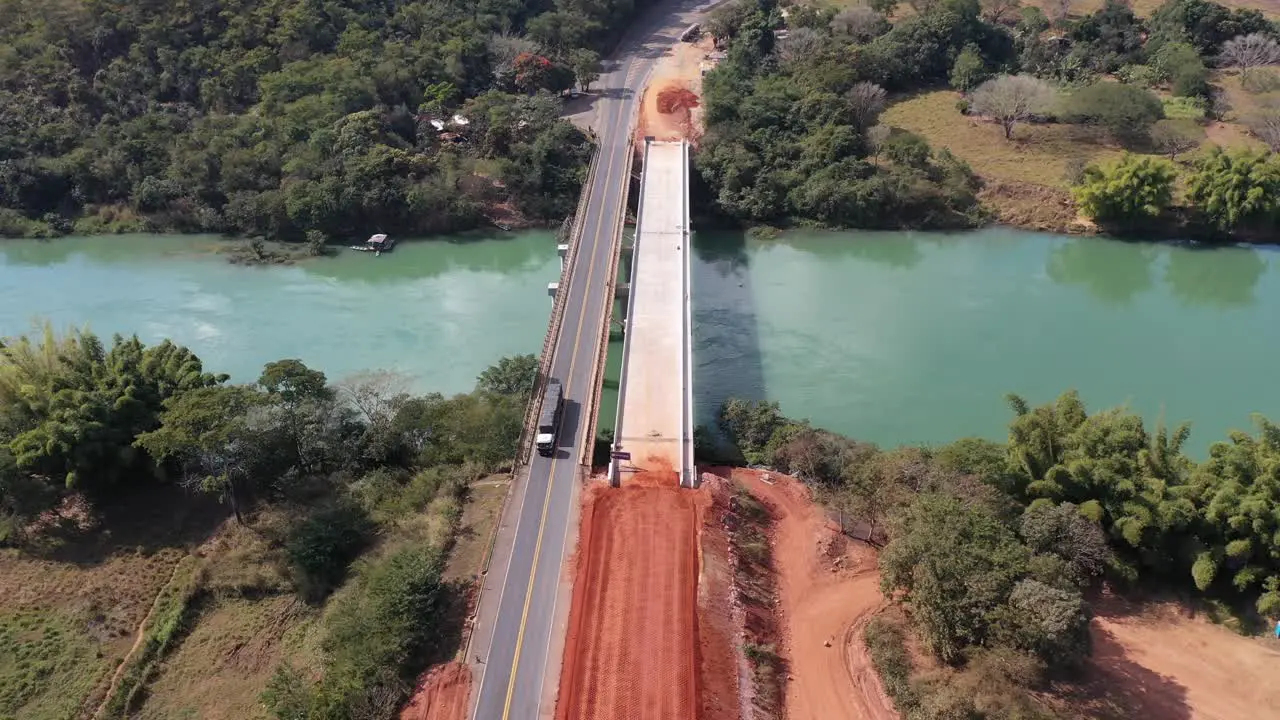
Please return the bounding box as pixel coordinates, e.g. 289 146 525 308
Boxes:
555 463 705 720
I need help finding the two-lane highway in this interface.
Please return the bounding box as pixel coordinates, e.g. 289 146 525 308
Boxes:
469 3 710 718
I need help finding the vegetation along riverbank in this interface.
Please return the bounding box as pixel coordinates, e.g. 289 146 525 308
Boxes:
697 0 1280 240
0 322 539 719
708 394 1280 717
0 0 647 243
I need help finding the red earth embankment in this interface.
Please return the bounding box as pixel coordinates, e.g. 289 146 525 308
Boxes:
399 662 471 720
556 461 727 720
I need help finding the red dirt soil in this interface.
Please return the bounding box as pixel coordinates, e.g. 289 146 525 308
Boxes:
656 87 700 114
733 469 897 720
1065 596 1280 720
400 662 471 720
555 459 713 720
697 475 746 720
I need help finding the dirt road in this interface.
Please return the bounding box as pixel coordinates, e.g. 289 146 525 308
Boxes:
1076 598 1280 720
735 470 897 720
555 466 707 720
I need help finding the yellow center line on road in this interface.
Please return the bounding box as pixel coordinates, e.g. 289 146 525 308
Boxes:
498 87 625 720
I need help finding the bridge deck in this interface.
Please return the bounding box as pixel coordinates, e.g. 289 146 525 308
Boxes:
614 139 692 483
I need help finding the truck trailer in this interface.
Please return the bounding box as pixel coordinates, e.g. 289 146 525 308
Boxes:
535 379 564 457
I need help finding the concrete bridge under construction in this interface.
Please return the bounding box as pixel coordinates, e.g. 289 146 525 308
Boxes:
466 21 701 713
608 139 695 488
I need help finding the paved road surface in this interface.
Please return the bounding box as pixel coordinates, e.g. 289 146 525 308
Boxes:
469 3 709 719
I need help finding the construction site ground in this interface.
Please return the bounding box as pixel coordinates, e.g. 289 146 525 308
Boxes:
555 462 719 720
636 37 714 143
728 469 897 720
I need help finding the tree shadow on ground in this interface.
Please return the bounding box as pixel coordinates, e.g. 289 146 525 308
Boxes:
28 484 226 567
1054 621 1192 720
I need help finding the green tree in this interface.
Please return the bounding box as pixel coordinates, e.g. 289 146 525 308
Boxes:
880 493 1031 663
134 385 266 522
1148 0 1272 55
569 49 601 92
260 359 332 403
475 354 539 401
1 325 225 495
1150 41 1210 97
1186 147 1280 233
1072 154 1176 226
1019 502 1111 585
1004 392 1197 578
1189 417 1280 612
993 579 1092 666
1066 82 1165 144
717 398 792 465
949 44 990 91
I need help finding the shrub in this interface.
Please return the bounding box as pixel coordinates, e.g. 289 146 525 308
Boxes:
864 616 921 711
1064 82 1165 145
1071 154 1176 226
287 503 375 601
1186 147 1280 232
316 546 452 713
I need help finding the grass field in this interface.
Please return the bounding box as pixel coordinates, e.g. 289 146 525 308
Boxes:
0 490 221 719
444 476 510 584
882 82 1270 228
135 596 322 720
883 89 1130 190
123 471 509 719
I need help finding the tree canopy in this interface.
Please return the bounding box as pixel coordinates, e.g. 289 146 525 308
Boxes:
696 0 990 230
0 0 644 239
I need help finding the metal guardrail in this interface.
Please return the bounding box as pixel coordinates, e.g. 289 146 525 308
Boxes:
579 127 638 471
513 138 601 469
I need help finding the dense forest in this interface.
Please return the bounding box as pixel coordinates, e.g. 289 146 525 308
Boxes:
0 324 538 717
0 0 641 240
698 0 987 229
698 0 1280 236
712 393 1280 717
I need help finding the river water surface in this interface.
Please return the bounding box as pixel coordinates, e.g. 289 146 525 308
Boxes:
0 233 559 394
692 228 1280 455
1 229 1276 454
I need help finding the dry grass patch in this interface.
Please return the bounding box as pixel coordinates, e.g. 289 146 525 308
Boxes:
444 475 510 584
130 508 321 720
135 596 322 720
884 89 1130 189
0 491 221 719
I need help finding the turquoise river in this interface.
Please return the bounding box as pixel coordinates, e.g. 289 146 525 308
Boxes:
1 228 1276 455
